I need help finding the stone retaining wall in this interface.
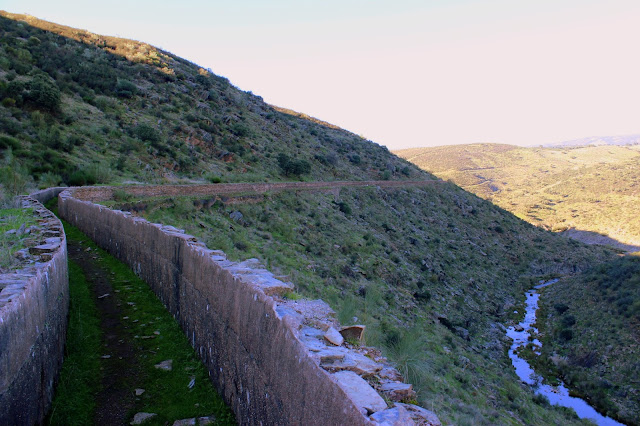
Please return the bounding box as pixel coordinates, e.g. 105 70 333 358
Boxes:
29 187 66 205
59 186 440 425
0 196 69 425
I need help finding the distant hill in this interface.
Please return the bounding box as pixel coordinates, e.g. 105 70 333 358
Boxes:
0 11 625 424
544 134 640 148
396 143 640 251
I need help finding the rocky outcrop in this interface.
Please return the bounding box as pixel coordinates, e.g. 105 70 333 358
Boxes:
59 186 441 425
0 196 69 425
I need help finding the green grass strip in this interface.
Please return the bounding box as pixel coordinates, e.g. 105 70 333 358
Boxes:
47 203 234 424
47 258 102 425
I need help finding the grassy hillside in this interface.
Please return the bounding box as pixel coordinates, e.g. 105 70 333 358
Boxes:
0 11 418 203
395 143 640 250
0 12 623 424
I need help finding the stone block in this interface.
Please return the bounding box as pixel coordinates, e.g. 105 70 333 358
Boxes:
332 371 388 415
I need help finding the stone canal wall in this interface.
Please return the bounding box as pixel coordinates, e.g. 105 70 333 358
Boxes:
0 196 69 425
58 185 440 426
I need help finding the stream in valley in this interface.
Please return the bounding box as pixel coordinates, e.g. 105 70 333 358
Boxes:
506 279 625 426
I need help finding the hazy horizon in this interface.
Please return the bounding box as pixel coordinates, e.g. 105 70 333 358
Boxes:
4 0 639 150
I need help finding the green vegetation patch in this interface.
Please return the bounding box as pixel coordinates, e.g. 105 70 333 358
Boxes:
47 259 102 425
0 206 37 272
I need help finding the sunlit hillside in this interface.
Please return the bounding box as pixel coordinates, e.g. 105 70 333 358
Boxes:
396 143 640 251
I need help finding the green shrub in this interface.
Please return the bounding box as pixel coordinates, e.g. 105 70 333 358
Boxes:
561 315 576 327
134 123 161 143
115 79 138 98
38 172 62 188
0 136 20 151
1 97 16 108
67 169 97 186
0 149 30 196
336 201 351 215
349 154 361 165
554 303 569 314
559 329 573 341
26 74 61 112
113 188 133 202
277 153 310 177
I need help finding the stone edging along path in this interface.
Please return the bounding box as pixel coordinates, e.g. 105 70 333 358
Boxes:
0 194 68 425
61 181 442 425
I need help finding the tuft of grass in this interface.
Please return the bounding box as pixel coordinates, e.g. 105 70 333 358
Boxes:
0 206 37 272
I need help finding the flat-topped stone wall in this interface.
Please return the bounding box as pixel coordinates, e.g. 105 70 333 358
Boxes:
0 196 69 425
59 186 440 425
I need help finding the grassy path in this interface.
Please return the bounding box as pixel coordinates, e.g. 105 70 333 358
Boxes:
47 210 234 425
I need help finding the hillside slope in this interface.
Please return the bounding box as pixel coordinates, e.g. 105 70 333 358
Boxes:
0 11 418 197
0 12 621 424
396 143 640 250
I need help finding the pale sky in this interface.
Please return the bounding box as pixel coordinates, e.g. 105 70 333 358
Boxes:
3 0 639 149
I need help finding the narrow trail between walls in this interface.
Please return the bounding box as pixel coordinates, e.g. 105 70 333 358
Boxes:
48 213 234 425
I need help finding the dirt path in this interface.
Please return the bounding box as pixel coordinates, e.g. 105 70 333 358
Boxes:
70 179 443 202
53 216 234 425
67 239 141 424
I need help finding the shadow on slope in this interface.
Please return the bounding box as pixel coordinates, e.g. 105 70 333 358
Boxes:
561 228 640 253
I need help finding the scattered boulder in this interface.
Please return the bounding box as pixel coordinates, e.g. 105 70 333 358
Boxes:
135 388 145 396
514 325 524 332
340 325 366 343
395 403 441 425
332 371 388 415
154 359 173 371
28 243 58 255
316 347 348 363
380 382 416 402
324 327 344 346
321 351 382 378
229 211 243 222
454 326 470 341
130 412 156 424
13 249 29 261
369 404 414 425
